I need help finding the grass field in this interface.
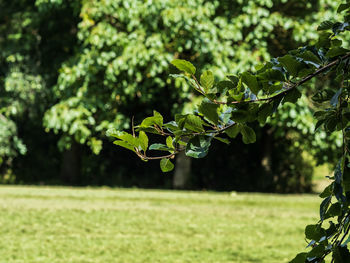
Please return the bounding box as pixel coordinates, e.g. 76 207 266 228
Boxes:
0 186 321 263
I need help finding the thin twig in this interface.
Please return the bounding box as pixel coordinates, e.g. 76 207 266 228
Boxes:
136 151 177 160
191 74 205 94
131 116 135 137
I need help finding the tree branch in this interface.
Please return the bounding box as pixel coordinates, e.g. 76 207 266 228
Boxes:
209 53 350 105
132 53 350 161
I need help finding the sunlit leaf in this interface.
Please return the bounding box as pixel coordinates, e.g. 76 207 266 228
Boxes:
171 59 196 75
160 158 174 172
138 131 148 152
200 70 214 92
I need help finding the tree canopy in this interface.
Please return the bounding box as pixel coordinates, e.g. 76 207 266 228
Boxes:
0 0 344 190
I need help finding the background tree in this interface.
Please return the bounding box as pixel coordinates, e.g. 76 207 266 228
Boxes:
0 0 343 191
0 0 80 182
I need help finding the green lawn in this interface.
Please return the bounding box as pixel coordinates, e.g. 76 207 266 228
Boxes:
0 186 320 263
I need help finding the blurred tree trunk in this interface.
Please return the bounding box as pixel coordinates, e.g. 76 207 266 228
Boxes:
260 127 273 190
173 151 191 189
60 141 81 185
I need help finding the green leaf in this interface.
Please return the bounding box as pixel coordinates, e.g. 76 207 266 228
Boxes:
325 202 342 219
241 72 259 94
108 131 138 148
153 111 164 126
305 224 326 241
258 103 273 124
265 82 283 93
338 3 350 13
225 125 241 138
185 135 212 158
258 69 285 81
334 162 346 203
278 55 302 77
343 112 350 122
332 22 350 34
138 131 148 152
198 99 219 125
231 110 250 123
316 32 332 49
140 111 163 127
228 92 245 102
220 108 233 124
326 47 349 58
331 88 343 107
341 234 350 247
164 121 179 132
216 80 235 93
289 252 307 263
331 39 343 47
227 75 239 85
297 50 322 65
333 246 350 263
312 89 335 103
283 89 302 104
200 70 214 92
241 125 256 144
185 114 205 132
166 136 174 149
149 143 172 151
317 20 334 31
320 196 331 221
246 104 259 122
175 114 205 132
113 140 136 152
171 59 196 75
326 221 337 237
319 183 334 198
314 110 327 120
325 116 338 132
160 158 174 172
343 166 350 192
136 126 160 135
315 119 325 131
272 96 283 113
213 136 230 144
308 244 325 258
106 128 123 138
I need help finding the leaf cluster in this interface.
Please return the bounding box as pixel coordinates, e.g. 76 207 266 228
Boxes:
109 2 350 262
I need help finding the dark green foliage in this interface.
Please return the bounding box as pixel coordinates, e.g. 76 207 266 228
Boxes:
0 0 80 181
241 125 256 144
0 0 342 191
198 99 219 125
290 253 308 263
185 135 212 158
